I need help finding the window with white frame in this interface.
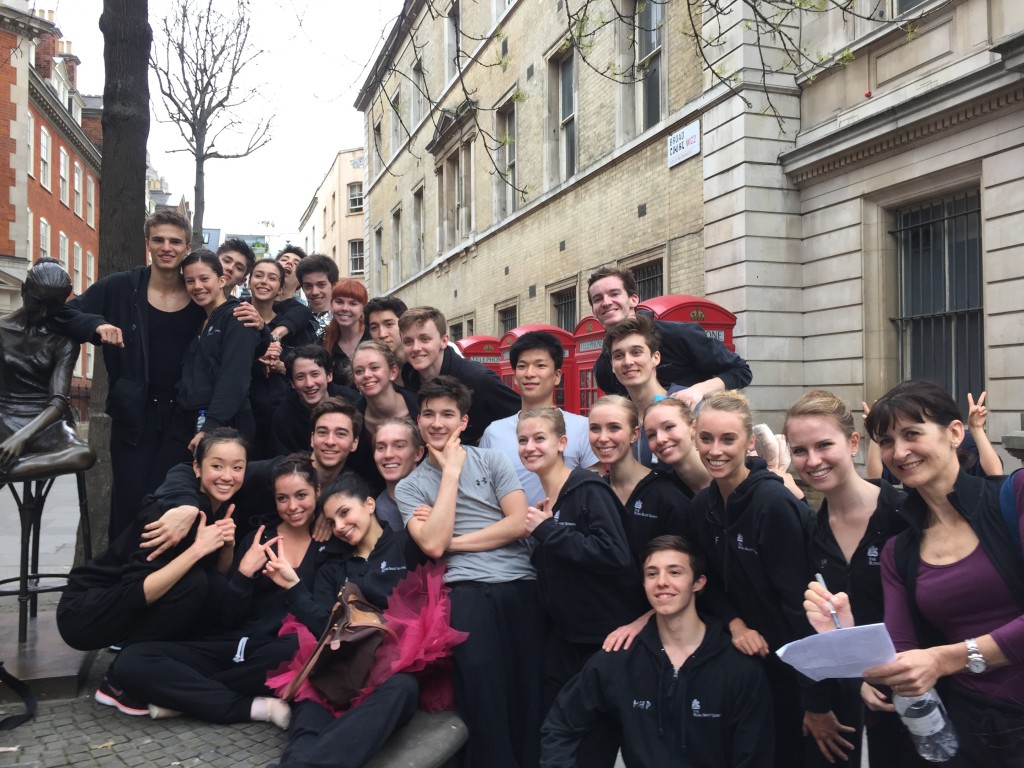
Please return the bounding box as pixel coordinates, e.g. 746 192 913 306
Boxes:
549 52 576 182
495 99 517 220
27 209 33 259
39 218 50 258
349 240 365 274
446 1 462 82
412 186 425 273
897 0 928 12
391 207 402 283
59 147 70 205
372 120 383 177
892 190 984 408
39 128 51 189
348 183 363 213
438 138 475 250
636 0 663 130
58 231 68 268
412 61 427 126
86 250 95 286
27 112 34 177
373 226 385 288
73 243 83 293
390 88 404 157
74 162 83 216
87 176 96 227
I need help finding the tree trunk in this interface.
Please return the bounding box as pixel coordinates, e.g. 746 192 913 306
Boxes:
79 0 151 558
191 129 206 250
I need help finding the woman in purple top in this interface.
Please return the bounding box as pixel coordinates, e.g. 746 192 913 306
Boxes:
856 380 1023 766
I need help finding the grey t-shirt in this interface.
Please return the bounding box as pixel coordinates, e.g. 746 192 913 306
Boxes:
395 447 535 584
480 410 599 507
374 490 404 533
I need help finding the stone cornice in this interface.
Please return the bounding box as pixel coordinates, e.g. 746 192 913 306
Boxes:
781 63 1023 185
0 7 57 39
29 69 101 173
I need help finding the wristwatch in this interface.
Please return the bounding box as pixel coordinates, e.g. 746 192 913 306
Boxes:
965 638 987 674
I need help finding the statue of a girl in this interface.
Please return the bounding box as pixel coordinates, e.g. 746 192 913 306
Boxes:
0 257 95 480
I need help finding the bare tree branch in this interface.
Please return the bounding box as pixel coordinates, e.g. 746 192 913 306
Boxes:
150 0 273 247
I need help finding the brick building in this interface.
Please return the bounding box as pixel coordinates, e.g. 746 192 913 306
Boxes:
1 2 101 402
356 0 1024 461
354 0 704 340
298 147 368 281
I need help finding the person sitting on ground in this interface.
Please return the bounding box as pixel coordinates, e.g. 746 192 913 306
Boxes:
541 534 775 767
295 254 338 343
264 472 463 768
323 279 370 387
365 295 408 386
373 417 424 532
0 256 95 481
58 429 245 712
480 330 598 506
111 455 325 728
399 306 520 445
587 266 752 409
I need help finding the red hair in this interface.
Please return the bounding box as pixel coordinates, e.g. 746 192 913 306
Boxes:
324 279 368 352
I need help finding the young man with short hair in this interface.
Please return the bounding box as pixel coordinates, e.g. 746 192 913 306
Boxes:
480 331 598 505
587 267 752 409
372 416 424 531
275 245 306 299
365 295 408 366
399 306 520 445
54 210 203 538
541 535 774 768
216 238 257 294
396 376 542 768
295 253 339 342
269 345 357 456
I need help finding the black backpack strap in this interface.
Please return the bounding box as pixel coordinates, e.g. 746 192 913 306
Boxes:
0 661 37 730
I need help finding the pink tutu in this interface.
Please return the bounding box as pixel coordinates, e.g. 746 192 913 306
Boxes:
267 561 467 716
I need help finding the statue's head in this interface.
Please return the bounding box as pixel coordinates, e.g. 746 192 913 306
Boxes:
22 257 73 326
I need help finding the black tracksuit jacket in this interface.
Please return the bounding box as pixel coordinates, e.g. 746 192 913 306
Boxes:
530 468 641 643
541 617 775 767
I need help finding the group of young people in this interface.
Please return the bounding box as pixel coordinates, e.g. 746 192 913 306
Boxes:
47 210 1024 767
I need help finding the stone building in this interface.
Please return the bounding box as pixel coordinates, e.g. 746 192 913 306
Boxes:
298 147 368 281
356 0 1024 459
1 2 101 402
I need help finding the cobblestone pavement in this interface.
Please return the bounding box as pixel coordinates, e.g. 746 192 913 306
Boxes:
1 476 287 768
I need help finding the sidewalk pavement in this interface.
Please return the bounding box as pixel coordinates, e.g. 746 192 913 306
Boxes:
0 475 287 767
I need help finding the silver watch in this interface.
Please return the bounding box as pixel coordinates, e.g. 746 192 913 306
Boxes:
965 638 987 674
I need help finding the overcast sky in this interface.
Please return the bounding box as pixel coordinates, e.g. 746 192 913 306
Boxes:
50 0 404 248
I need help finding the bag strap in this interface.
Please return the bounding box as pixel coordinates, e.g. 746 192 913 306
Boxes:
1000 469 1024 559
0 661 37 731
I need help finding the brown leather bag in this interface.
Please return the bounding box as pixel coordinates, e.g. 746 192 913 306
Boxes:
282 582 396 708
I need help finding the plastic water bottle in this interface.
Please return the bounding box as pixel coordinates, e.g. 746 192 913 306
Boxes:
893 689 959 762
195 409 207 434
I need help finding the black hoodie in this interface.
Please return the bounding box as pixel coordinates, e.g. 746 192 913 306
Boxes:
531 467 643 643
541 616 774 767
810 479 908 628
689 457 815 652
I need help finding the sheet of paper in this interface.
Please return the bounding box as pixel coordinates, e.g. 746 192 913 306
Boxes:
775 624 897 681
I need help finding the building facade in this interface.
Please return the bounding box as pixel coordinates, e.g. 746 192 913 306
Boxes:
298 147 367 280
357 0 1024 461
1 2 101 400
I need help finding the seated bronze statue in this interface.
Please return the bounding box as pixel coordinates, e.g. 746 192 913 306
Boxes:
0 257 95 481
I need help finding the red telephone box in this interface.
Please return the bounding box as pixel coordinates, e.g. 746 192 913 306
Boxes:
498 324 579 414
637 295 737 352
572 315 606 416
455 336 503 375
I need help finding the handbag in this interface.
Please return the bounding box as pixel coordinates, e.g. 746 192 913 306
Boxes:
282 582 396 708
